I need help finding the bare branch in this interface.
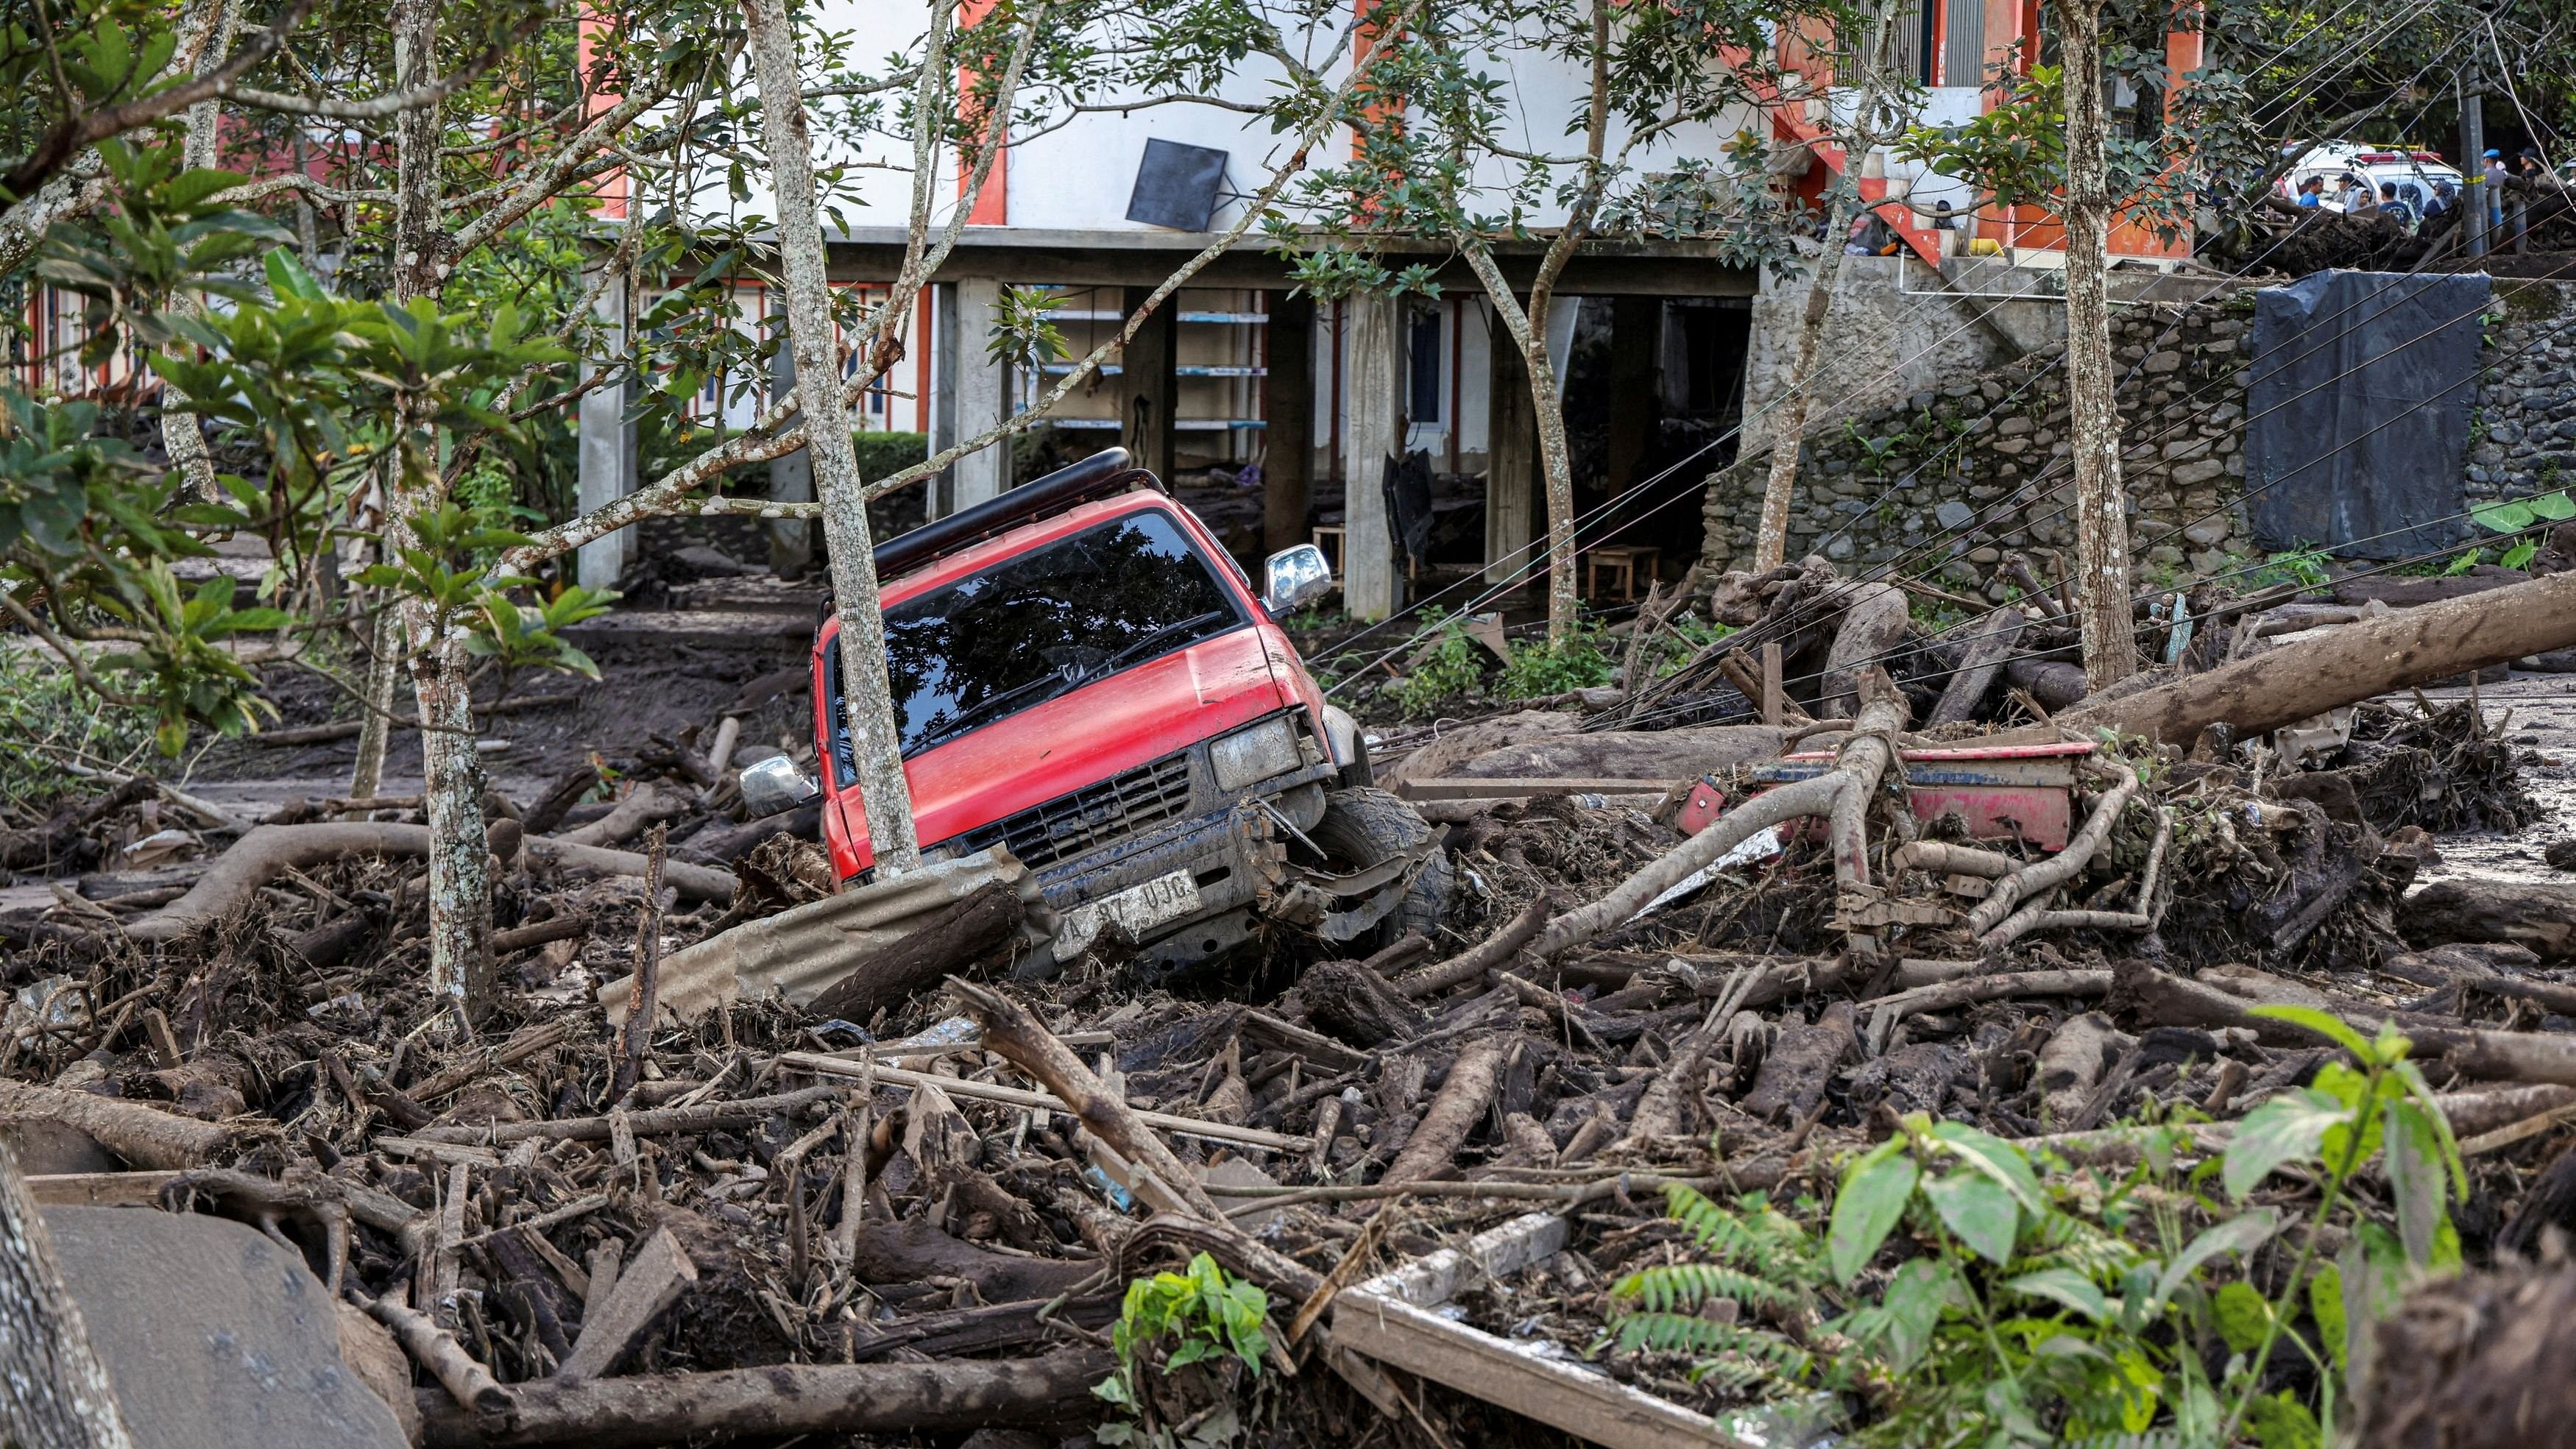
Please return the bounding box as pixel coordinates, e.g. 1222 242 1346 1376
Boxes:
221 15 537 119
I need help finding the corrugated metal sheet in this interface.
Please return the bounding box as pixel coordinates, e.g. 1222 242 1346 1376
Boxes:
600 849 1047 1026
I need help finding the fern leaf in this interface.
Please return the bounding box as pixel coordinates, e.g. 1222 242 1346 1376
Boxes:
1607 1312 1814 1379
1610 1262 1797 1314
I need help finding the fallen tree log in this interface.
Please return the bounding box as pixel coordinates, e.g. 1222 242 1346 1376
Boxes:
413 1345 1112 1448
1382 1038 1511 1184
1929 608 2028 726
2040 567 2576 745
1820 584 1909 720
127 825 735 941
0 1081 231 1169
2401 880 2576 960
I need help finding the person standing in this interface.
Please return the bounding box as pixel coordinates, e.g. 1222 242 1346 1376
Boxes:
2377 182 2416 228
2295 175 2326 207
2483 148 2510 228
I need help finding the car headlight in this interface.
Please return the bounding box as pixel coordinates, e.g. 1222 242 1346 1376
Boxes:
1211 717 1303 793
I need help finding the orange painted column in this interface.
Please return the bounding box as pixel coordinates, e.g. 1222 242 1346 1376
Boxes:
956 0 1007 224
576 11 628 219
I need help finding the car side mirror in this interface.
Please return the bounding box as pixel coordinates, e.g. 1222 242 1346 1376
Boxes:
738 754 821 817
1262 544 1332 614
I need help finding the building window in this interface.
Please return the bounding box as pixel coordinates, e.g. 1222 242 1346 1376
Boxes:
1406 306 1442 427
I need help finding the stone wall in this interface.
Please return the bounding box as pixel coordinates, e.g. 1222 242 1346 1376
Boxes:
1737 255 2062 453
1707 274 2576 592
2471 280 2576 506
1703 296 2257 587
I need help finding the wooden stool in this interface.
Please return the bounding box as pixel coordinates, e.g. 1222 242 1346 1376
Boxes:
1311 525 1345 581
1583 545 1660 602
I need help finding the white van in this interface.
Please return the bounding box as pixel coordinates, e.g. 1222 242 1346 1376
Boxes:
2277 142 2464 219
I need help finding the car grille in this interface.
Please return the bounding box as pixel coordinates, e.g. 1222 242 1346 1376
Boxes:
954 749 1195 871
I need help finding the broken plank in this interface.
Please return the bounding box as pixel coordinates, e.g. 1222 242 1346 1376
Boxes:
1331 1289 1757 1449
558 1225 696 1380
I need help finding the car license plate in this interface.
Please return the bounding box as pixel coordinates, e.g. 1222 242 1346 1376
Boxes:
1053 869 1201 957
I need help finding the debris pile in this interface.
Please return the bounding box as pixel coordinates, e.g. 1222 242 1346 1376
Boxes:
7 559 2576 1448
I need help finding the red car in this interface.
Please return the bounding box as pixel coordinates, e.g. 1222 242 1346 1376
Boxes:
738 449 1448 977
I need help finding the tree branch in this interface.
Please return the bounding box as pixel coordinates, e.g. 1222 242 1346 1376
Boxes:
1 0 319 201
220 15 536 119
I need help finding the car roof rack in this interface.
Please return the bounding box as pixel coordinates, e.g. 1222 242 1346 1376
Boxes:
818 449 1159 626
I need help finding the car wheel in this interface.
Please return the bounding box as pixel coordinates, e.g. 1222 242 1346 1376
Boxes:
1308 787 1451 946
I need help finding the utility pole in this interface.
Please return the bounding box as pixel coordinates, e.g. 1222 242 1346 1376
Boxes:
2059 0 2136 691
2460 75 2488 259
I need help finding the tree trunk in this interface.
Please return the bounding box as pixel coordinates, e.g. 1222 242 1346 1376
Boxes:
1752 186 1858 572
1523 327 1582 639
742 0 922 876
381 0 492 1010
2059 0 2136 692
0 1143 135 1449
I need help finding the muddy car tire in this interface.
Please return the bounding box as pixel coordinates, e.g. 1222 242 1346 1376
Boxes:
1311 787 1451 946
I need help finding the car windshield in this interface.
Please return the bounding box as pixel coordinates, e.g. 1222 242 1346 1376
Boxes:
827 508 1243 782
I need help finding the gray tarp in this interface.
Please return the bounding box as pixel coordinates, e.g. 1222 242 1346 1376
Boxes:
2246 269 2490 559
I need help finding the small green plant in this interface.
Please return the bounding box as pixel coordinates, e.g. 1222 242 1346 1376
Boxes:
1390 610 1487 719
1498 621 1615 699
2249 544 2332 591
2442 547 2483 576
2469 488 2574 570
1649 615 1735 679
1602 1006 2463 1448
1095 1253 1273 1449
0 646 156 807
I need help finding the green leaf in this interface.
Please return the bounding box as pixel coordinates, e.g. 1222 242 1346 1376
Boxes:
2002 1266 2110 1322
1827 1143 1917 1283
2310 1265 2349 1374
2223 1087 2351 1200
1927 1122 2045 1213
21 481 88 554
1872 1257 1953 1374
2246 1389 2322 1449
1922 1169 2019 1266
2529 490 2576 521
2151 1208 2280 1311
2502 539 2539 570
2246 1004 2371 1057
2212 1278 2271 1353
2471 500 2536 532
2384 1099 2449 1267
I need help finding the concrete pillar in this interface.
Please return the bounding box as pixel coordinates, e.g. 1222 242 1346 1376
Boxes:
1119 286 1178 481
951 275 1011 509
1485 301 1538 587
765 328 815 576
1262 290 1314 556
576 262 637 592
1342 292 1402 620
1605 295 1657 496
927 281 957 517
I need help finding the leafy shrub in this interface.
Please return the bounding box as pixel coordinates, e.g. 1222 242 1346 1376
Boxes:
1096 1253 1272 1448
1498 620 1615 698
1390 611 1488 719
1603 1006 2464 1448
